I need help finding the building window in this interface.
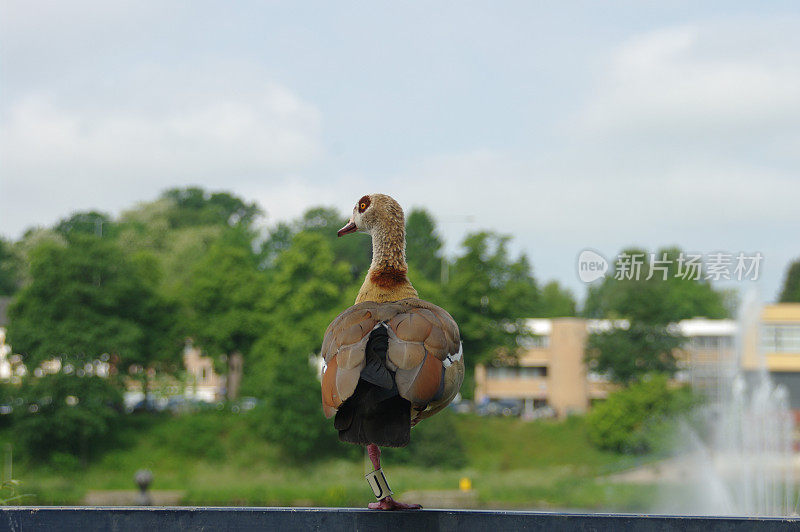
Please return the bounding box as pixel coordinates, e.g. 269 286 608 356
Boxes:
518 335 550 348
690 336 733 350
519 366 547 378
761 325 800 353
487 366 547 379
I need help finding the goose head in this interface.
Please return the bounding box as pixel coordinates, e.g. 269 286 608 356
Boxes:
337 193 404 238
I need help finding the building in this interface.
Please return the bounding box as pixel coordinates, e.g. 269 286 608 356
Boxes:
0 296 21 382
475 316 739 418
749 303 800 409
475 317 614 418
182 341 223 402
675 317 737 404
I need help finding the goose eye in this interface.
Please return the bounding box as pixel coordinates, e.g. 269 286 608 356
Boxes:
359 202 367 210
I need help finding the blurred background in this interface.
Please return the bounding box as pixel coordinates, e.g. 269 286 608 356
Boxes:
1 1 800 514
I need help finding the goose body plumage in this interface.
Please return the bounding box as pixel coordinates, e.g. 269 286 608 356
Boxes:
319 193 464 510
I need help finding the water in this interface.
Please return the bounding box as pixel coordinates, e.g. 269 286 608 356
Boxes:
678 291 797 516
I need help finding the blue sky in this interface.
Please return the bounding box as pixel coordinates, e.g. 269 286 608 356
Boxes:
2 1 799 303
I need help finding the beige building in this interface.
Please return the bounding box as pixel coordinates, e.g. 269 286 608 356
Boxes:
476 304 800 417
750 303 800 409
183 341 223 402
475 318 616 418
475 315 741 418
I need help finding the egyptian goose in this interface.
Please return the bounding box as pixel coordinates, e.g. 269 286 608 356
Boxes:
320 193 465 510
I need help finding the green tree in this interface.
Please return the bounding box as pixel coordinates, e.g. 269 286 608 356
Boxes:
405 208 444 282
11 372 123 464
261 207 372 279
245 232 352 459
584 247 728 323
388 409 467 468
255 232 352 364
585 323 684 383
161 187 262 229
582 247 727 384
55 211 114 239
119 188 262 286
7 236 178 369
248 332 334 461
538 281 577 317
586 374 695 454
779 259 800 303
445 232 540 369
183 234 268 399
0 238 22 296
260 222 294 268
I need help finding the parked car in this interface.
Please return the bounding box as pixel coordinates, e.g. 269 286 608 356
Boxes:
476 399 522 417
448 394 473 414
230 396 259 413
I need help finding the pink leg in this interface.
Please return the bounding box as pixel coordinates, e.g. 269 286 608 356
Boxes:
365 444 422 510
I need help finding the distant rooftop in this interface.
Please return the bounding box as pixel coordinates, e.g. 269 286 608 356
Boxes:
525 316 738 337
676 318 738 337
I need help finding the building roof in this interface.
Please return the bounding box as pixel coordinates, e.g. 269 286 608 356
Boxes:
524 315 737 337
525 319 552 335
676 318 738 337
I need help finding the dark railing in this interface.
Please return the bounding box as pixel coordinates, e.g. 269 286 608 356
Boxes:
2 507 799 532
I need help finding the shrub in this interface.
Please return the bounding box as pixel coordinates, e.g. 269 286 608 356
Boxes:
11 372 123 463
152 411 227 461
389 409 467 469
586 374 695 454
247 335 335 461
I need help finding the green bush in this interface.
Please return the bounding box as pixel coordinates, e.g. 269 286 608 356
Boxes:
11 372 123 463
151 411 227 461
247 335 335 461
0 383 14 429
389 409 467 469
586 374 695 454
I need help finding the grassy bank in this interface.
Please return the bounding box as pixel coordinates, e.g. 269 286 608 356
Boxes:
4 411 658 511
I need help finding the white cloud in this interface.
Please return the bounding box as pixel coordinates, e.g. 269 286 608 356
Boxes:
2 87 320 179
578 21 800 140
387 19 800 299
0 80 322 236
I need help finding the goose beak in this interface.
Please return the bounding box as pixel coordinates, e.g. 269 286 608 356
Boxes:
337 218 357 237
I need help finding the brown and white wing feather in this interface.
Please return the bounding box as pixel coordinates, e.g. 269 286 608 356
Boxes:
320 298 464 423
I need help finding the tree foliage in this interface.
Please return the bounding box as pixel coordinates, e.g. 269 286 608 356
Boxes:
389 409 467 468
55 211 114 239
161 187 262 229
538 281 576 318
779 259 800 303
11 372 123 463
582 247 726 384
261 207 372 279
586 375 695 454
405 208 444 282
583 247 728 323
0 238 22 296
243 232 354 459
183 235 267 361
245 232 352 395
585 323 684 383
247 333 335 461
7 236 178 369
444 231 540 368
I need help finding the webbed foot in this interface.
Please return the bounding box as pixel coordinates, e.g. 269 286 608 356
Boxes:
368 496 422 510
